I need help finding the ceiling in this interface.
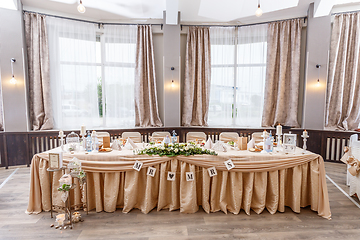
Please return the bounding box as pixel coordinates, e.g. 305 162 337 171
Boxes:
20 0 360 24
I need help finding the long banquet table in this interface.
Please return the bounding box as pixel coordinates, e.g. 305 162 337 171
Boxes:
26 145 331 219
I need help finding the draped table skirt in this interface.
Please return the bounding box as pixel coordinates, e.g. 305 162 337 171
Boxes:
26 147 331 219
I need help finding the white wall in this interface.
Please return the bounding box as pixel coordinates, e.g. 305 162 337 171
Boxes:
302 3 331 130
0 0 29 132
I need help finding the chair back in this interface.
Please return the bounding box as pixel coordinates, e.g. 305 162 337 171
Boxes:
252 132 263 144
122 132 142 143
186 132 207 143
151 131 171 143
350 134 360 160
96 132 110 143
219 132 239 143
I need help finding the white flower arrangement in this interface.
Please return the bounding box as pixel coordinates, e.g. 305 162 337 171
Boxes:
138 143 217 157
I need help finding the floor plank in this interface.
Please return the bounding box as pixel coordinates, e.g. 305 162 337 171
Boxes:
1 162 360 239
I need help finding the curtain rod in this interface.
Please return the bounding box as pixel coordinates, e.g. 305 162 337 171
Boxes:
181 16 307 28
331 10 360 15
23 10 163 28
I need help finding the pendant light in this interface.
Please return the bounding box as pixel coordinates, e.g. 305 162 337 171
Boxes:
255 0 263 17
77 0 86 13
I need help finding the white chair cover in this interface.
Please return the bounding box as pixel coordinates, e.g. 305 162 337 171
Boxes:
151 131 171 142
186 132 207 142
219 132 239 143
347 134 360 200
122 132 142 143
252 132 263 144
96 132 110 143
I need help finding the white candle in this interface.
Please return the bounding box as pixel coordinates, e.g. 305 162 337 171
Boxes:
276 124 282 135
80 125 86 135
303 130 308 137
59 130 64 138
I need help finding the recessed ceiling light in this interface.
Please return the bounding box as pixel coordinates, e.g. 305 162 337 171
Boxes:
0 0 17 11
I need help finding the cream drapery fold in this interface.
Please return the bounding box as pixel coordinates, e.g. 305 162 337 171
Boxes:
262 19 302 127
135 25 163 127
24 13 54 130
182 27 211 126
325 13 360 131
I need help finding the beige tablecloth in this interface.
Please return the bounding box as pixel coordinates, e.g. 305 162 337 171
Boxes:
26 146 331 219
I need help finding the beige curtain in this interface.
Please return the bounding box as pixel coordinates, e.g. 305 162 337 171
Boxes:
135 25 162 127
24 13 54 130
182 27 211 126
325 13 360 131
262 19 303 127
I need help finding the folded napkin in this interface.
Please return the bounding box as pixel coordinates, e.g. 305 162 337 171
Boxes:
204 138 214 150
247 138 255 149
125 138 137 150
111 139 122 151
212 141 227 152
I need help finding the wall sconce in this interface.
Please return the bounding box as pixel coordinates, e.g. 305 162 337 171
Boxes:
171 67 175 88
10 58 17 84
316 64 321 84
77 0 86 13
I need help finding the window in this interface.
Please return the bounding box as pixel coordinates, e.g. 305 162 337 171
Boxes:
47 17 137 130
209 24 267 127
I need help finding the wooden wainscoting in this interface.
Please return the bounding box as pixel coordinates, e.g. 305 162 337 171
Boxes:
0 128 358 168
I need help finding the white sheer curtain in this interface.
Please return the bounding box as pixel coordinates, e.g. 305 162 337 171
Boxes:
47 17 99 130
209 25 267 127
236 24 267 127
103 25 136 128
209 27 236 126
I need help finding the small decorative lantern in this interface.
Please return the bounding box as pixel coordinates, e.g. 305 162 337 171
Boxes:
67 157 81 177
66 131 80 152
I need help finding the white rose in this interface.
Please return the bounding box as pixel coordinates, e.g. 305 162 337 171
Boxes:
174 149 178 153
161 146 165 150
185 147 189 151
169 143 173 147
180 149 184 151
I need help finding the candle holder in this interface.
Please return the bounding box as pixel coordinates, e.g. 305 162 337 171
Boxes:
301 134 309 154
276 133 282 149
81 135 86 150
59 135 65 152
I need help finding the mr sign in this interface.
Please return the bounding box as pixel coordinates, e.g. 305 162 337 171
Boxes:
224 159 235 171
132 161 143 171
186 172 194 181
147 167 156 177
207 167 217 177
167 172 176 181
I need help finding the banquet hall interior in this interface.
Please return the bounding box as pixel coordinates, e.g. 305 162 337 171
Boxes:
1 0 360 239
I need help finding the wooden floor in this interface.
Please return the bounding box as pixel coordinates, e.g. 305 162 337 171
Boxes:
0 162 360 240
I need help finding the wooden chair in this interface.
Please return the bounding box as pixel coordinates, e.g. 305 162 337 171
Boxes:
151 131 171 143
122 132 142 143
186 132 207 143
252 132 263 144
347 134 360 199
219 132 239 143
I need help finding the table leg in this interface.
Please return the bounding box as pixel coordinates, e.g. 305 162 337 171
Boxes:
49 171 53 218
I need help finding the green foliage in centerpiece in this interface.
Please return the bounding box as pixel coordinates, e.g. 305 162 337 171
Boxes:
138 143 217 157
58 184 71 192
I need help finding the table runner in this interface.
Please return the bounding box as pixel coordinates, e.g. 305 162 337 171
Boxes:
26 147 331 219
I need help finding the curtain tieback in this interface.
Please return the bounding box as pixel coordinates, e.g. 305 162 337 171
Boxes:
341 147 360 176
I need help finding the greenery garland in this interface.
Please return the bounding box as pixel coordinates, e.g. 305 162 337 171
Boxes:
137 143 217 157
